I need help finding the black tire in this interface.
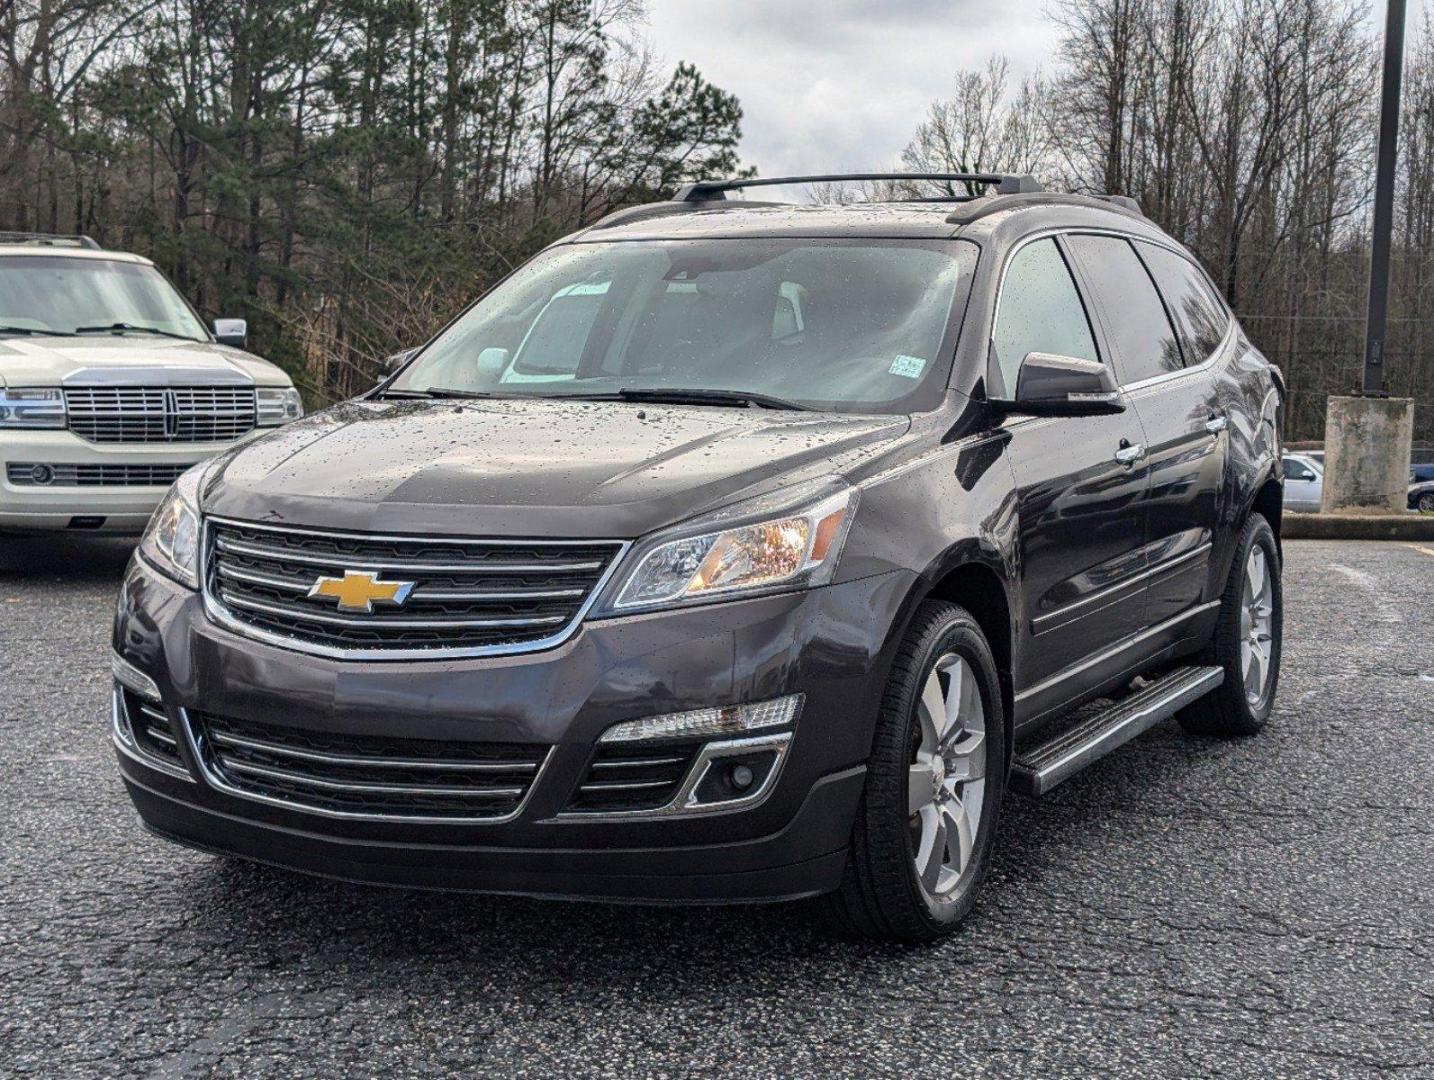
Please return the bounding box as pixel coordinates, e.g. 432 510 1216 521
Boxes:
1417 492 1434 513
1178 513 1282 737
822 600 1007 943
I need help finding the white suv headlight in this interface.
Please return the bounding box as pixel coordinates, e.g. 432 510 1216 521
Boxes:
138 466 204 589
0 387 66 428
256 386 303 426
600 482 858 614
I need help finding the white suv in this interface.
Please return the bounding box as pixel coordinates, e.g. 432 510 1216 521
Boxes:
0 234 301 534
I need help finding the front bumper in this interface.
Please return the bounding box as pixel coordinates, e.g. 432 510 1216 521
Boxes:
113 555 915 902
0 429 252 532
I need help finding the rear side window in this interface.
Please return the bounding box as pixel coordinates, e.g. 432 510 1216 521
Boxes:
991 238 1099 396
1065 234 1183 385
1138 242 1230 362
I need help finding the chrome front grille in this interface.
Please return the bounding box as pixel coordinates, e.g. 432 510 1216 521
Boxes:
65 386 257 443
567 742 703 813
189 711 549 820
6 462 195 487
117 688 186 770
204 519 626 658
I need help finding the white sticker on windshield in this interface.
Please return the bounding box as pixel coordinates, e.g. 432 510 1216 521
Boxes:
889 355 927 379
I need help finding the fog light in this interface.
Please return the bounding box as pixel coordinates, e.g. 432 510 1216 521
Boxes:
598 694 803 744
688 742 785 808
30 464 54 485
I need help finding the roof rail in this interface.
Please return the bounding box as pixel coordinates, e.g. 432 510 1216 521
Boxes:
0 232 101 250
1093 194 1142 214
673 173 1045 203
946 190 1147 226
584 199 788 232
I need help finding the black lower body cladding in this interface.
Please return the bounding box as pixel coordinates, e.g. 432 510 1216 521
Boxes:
112 555 916 901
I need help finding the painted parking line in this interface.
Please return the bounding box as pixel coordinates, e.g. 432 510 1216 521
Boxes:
1407 544 1434 557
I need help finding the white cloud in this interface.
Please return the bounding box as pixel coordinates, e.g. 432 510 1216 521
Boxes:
642 0 1060 178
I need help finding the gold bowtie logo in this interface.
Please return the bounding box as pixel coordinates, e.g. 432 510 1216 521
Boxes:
308 570 415 614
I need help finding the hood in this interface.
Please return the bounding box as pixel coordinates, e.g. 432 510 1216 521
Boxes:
0 334 289 387
201 398 911 538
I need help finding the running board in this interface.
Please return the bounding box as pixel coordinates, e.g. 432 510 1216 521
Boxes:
1010 666 1224 796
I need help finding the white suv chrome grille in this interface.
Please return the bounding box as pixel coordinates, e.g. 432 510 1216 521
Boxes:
64 386 257 443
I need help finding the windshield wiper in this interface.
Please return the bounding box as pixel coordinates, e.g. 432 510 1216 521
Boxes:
600 388 813 411
0 325 76 337
378 387 501 400
379 386 814 410
73 322 201 342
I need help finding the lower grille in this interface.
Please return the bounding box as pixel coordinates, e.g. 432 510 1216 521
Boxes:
190 712 549 821
7 462 195 487
567 741 703 813
119 688 185 768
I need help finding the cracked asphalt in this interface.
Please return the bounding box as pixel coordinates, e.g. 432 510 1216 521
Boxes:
1 537 1431 1078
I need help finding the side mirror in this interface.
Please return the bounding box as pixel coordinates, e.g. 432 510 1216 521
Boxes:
1296 469 1317 483
213 318 247 349
992 352 1125 417
477 347 511 378
382 348 418 375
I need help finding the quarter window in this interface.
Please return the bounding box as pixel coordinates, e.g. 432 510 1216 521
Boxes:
1138 242 1230 362
1065 234 1183 385
991 238 1100 397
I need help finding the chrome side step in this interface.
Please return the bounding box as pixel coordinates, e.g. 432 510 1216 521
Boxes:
1011 665 1224 796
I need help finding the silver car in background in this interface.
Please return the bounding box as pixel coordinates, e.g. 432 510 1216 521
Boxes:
1281 452 1323 513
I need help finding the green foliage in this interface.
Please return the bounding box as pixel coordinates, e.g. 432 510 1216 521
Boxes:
0 0 746 402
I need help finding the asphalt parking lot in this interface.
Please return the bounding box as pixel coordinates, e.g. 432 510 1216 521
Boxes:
1 537 1430 1078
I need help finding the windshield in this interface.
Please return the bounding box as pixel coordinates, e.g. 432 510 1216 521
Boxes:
0 256 208 340
391 238 976 413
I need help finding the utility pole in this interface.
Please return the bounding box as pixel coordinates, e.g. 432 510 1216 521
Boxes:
1362 0 1408 396
1322 0 1417 517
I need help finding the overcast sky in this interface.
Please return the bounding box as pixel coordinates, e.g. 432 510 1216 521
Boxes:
643 0 1060 179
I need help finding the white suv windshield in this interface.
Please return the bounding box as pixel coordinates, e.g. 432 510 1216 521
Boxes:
0 256 208 341
391 238 976 414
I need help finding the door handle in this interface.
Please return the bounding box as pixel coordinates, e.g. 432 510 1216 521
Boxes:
1204 414 1228 435
1114 442 1146 466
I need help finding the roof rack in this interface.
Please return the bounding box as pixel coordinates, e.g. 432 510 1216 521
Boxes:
945 190 1146 225
672 172 1045 203
0 232 101 250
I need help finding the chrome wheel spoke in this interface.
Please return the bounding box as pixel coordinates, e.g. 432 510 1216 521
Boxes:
1246 549 1266 605
914 804 945 893
908 758 937 816
948 729 986 782
933 656 964 742
918 674 945 749
1244 645 1265 697
941 800 973 876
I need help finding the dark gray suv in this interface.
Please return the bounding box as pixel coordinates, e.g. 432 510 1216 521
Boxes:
112 173 1285 942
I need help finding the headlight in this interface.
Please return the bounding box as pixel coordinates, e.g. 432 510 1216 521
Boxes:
0 387 66 428
256 386 303 426
602 483 858 614
138 466 204 589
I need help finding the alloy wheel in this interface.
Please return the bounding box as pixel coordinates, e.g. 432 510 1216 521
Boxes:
908 653 987 899
1240 546 1275 706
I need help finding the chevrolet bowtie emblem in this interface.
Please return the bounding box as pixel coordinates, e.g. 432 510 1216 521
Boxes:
308 570 415 614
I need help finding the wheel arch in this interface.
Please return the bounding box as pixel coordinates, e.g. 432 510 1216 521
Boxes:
886 548 1018 771
1251 471 1284 552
